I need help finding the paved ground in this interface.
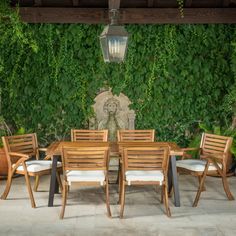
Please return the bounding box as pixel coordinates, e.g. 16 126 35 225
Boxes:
0 173 236 236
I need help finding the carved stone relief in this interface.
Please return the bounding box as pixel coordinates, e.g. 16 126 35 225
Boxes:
90 90 136 141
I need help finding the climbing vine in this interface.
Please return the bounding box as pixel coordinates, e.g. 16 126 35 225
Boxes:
0 2 236 147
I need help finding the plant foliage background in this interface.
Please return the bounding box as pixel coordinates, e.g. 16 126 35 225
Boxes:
0 2 236 146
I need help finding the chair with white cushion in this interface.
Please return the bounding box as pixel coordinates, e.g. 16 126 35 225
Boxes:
60 145 111 219
1 133 62 208
119 146 170 218
176 133 234 207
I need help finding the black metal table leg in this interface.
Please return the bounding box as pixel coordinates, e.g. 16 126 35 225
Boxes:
168 160 173 194
168 155 180 207
48 155 59 207
171 155 180 207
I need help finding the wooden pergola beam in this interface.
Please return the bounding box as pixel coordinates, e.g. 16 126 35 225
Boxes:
18 7 236 24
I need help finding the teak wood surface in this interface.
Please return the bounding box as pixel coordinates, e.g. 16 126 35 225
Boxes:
71 129 108 142
60 145 111 219
1 133 62 208
177 132 234 207
119 146 171 218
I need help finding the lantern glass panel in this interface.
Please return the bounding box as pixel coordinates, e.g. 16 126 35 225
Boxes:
107 36 128 62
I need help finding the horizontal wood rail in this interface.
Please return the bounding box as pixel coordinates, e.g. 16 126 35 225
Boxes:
18 8 236 24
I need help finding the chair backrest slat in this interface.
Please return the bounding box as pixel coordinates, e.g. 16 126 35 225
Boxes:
201 133 232 159
2 133 38 165
123 146 169 172
117 130 155 142
62 146 109 171
71 129 108 142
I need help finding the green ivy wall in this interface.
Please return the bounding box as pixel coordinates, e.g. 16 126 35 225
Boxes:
1 5 236 146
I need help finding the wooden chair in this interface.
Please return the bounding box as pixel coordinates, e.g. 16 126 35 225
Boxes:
117 129 155 142
71 129 108 142
119 146 171 218
60 145 111 219
176 133 234 207
1 133 62 208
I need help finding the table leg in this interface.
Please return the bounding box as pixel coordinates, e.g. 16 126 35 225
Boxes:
48 155 59 207
168 155 180 207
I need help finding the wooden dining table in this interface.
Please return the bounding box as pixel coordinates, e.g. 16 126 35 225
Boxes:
46 141 184 207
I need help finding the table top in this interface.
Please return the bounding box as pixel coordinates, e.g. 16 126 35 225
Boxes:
46 141 184 157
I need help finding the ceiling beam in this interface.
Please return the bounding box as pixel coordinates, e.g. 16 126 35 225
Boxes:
109 0 120 9
18 7 236 24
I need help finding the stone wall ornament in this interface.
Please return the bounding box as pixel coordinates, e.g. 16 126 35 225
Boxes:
90 90 136 141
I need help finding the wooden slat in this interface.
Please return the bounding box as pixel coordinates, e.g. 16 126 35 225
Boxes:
204 141 226 148
123 146 169 171
204 133 229 139
71 129 108 142
18 7 236 24
204 145 225 152
9 141 33 147
204 137 227 144
118 130 155 142
62 146 109 171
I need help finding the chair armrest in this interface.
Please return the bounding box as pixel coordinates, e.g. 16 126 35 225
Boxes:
8 152 30 172
37 147 47 152
179 148 200 160
181 147 199 152
8 152 30 159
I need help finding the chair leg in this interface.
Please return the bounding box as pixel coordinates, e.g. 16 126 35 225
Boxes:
105 180 112 218
118 168 122 204
116 161 120 184
161 185 164 203
33 176 40 192
60 182 68 219
193 162 209 207
23 170 36 208
222 174 234 200
119 181 126 218
198 176 206 191
1 170 14 200
163 184 171 217
56 171 63 192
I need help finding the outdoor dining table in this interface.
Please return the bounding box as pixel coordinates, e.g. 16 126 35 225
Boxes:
46 141 184 207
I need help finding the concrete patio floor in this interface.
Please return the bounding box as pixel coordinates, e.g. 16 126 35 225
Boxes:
0 174 236 236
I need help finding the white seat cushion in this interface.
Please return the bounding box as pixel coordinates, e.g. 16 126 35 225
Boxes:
66 170 105 185
125 170 164 185
176 159 221 172
13 160 62 172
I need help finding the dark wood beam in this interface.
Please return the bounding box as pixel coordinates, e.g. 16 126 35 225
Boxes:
18 7 236 24
185 0 192 7
109 0 120 9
